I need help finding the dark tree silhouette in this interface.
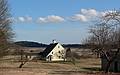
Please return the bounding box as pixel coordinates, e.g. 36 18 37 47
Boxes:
0 0 13 57
85 10 120 73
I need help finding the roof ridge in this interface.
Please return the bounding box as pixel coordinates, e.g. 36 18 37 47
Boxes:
41 43 58 57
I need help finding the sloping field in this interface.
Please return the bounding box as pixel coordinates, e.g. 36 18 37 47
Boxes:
0 55 119 75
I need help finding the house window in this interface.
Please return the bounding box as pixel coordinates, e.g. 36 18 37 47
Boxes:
59 56 61 58
58 51 60 53
52 52 53 54
58 46 60 48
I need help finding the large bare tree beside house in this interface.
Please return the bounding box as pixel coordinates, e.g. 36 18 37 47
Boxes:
85 10 120 73
0 0 13 57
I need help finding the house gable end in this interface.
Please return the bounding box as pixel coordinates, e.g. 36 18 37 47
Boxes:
47 43 65 60
41 43 58 57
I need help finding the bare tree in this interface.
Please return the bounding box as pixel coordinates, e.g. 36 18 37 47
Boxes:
66 48 79 62
85 10 120 73
11 44 29 68
0 0 13 57
66 48 72 61
19 49 29 68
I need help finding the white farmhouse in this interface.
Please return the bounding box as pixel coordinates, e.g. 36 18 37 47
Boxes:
40 40 66 61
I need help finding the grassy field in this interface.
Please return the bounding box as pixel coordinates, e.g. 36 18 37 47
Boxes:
0 55 119 75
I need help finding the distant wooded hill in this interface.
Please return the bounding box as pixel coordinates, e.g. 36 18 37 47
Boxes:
14 41 48 47
14 41 88 48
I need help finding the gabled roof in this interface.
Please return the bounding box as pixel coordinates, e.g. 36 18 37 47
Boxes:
40 43 58 57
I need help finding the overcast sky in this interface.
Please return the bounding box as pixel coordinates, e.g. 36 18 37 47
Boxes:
9 0 120 44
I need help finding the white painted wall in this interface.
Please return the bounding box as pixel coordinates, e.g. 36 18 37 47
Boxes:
46 43 66 61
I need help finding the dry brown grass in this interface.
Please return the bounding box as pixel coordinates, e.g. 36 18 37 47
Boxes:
0 55 119 75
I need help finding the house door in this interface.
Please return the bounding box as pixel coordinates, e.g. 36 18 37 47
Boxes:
48 55 52 61
114 61 118 72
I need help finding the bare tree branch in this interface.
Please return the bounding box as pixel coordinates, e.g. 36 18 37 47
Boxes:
0 0 13 57
85 9 120 73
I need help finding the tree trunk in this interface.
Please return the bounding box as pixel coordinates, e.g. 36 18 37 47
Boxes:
19 63 24 68
105 61 112 73
19 61 27 68
105 48 120 73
